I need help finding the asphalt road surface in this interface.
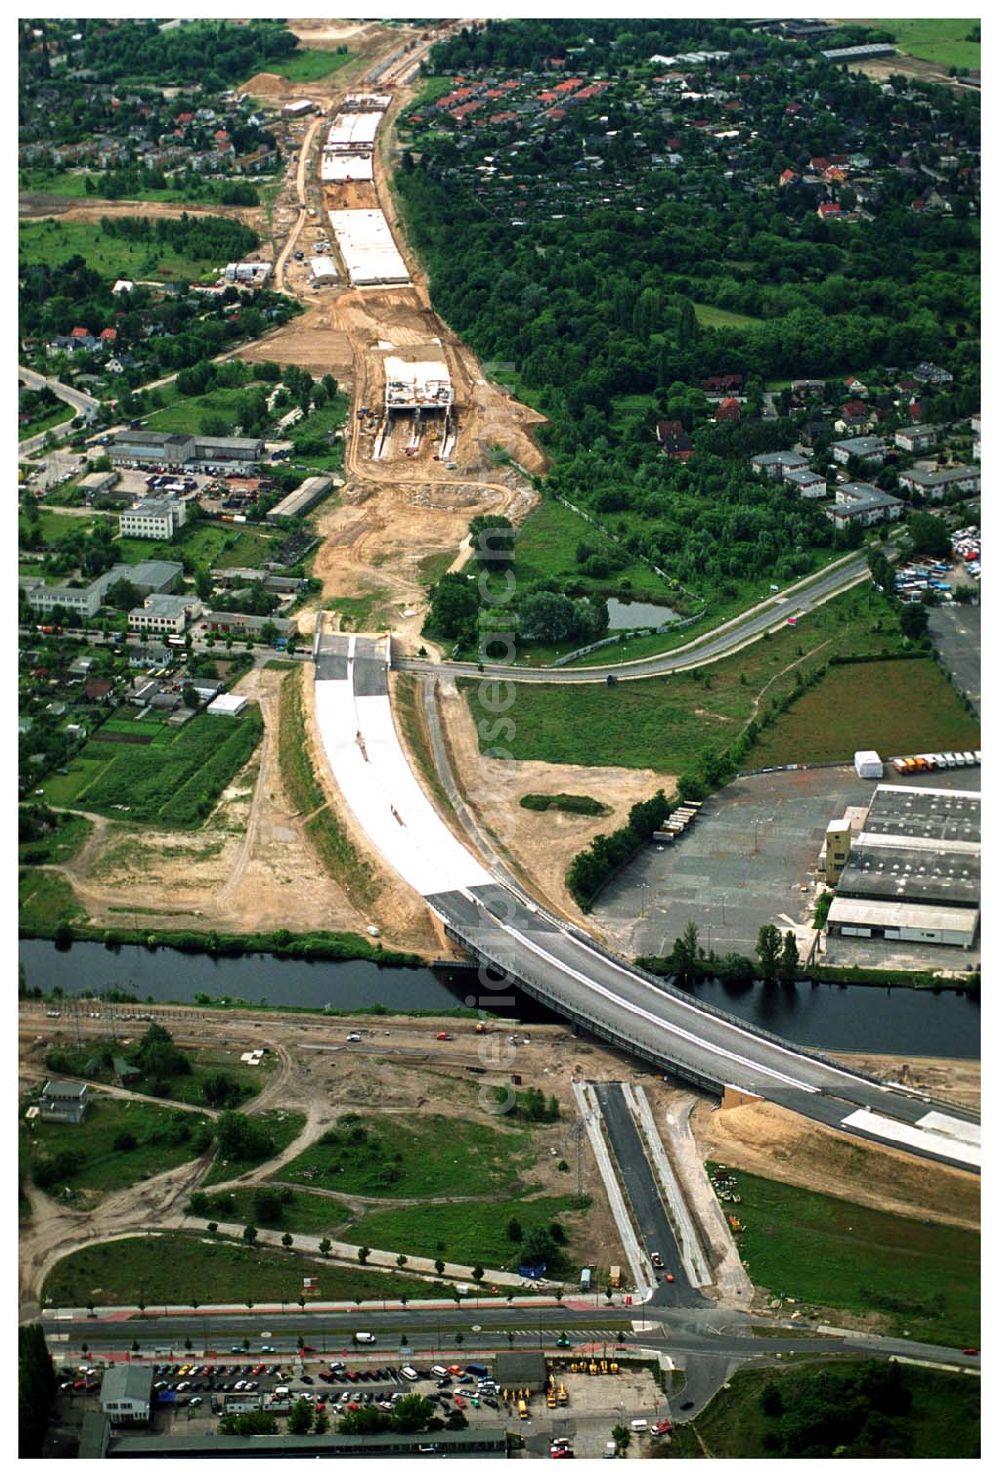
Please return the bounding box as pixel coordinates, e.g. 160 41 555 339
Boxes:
593 1083 694 1308
429 885 979 1171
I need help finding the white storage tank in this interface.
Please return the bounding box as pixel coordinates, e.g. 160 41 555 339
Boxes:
854 749 883 779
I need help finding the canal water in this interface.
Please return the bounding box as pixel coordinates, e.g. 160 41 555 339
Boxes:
18 939 979 1059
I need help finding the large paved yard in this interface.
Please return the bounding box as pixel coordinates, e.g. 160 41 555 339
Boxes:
594 765 980 971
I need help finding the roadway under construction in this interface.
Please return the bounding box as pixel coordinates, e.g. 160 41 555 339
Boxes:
311 624 980 1175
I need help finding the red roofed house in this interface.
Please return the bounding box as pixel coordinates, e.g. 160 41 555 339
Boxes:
213 129 229 143
176 111 193 124
824 165 847 182
702 374 743 393
785 102 800 114
655 419 694 460
99 327 117 342
908 399 924 421
71 326 89 338
547 107 566 120
840 399 872 426
809 156 830 172
817 202 842 219
489 111 518 125
779 168 799 186
715 397 742 423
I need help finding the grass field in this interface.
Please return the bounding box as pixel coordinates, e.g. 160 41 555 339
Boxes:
19 403 74 442
41 1232 457 1308
749 657 980 766
714 1165 979 1348
18 812 92 866
39 709 263 827
203 1110 307 1187
668 1360 980 1460
514 499 674 602
861 19 979 71
144 386 255 436
693 301 763 329
464 586 907 771
114 520 276 575
258 47 353 83
347 1195 589 1271
22 510 114 546
19 169 92 198
22 1095 210 1201
322 594 383 631
278 1113 536 1200
19 870 83 932
18 219 220 283
192 1186 351 1239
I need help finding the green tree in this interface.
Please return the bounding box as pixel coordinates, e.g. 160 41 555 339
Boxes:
286 1397 313 1435
900 602 929 639
756 923 782 983
611 1423 632 1455
358 1245 371 1265
780 930 799 983
242 1223 258 1246
434 1258 446 1276
668 920 702 984
281 1232 293 1250
319 1238 332 1257
391 1393 435 1432
907 512 950 560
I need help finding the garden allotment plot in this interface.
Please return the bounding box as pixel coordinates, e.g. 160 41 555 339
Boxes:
41 709 262 827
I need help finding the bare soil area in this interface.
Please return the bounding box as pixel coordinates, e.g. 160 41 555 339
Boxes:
831 1052 980 1113
691 1096 980 1232
58 667 368 940
21 198 267 234
434 676 668 922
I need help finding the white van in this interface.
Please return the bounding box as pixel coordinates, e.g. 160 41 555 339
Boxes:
431 1365 448 1378
355 1332 376 1344
274 1386 289 1399
630 1418 648 1433
401 1365 419 1381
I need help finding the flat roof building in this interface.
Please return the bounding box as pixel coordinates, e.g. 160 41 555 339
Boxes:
40 1079 90 1123
827 784 980 949
897 464 980 499
750 450 809 479
119 496 188 541
825 481 903 528
128 593 202 635
784 466 827 497
265 474 334 521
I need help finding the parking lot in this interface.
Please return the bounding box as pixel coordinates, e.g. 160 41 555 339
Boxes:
595 764 981 970
57 1351 672 1458
928 605 981 716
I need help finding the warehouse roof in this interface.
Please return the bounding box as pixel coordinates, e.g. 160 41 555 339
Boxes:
864 785 980 845
838 844 979 907
827 897 978 935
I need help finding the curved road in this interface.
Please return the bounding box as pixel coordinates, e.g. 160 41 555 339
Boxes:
397 549 879 684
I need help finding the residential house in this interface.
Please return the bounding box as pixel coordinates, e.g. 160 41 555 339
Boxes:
897 465 980 500
839 399 874 429
912 362 954 386
750 450 809 480
714 396 741 423
894 425 938 455
831 435 887 466
783 466 827 498
825 482 903 528
655 419 693 459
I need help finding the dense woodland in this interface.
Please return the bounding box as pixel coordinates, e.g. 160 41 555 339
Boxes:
19 18 296 89
400 19 979 606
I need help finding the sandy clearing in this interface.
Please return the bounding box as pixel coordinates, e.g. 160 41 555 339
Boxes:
691 1095 980 1232
831 1051 980 1113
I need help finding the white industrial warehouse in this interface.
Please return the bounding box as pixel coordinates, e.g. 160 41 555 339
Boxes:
328 209 410 285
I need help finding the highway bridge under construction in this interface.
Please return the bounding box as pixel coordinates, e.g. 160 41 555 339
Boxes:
311 624 980 1174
